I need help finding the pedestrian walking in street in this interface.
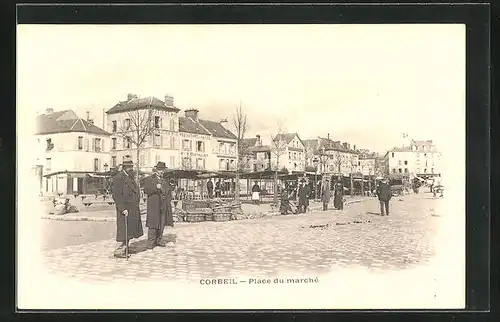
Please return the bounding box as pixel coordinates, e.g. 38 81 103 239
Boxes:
251 181 261 205
279 183 294 215
376 177 392 216
333 177 344 210
111 159 144 258
143 161 174 250
298 178 311 213
207 178 214 199
321 178 331 211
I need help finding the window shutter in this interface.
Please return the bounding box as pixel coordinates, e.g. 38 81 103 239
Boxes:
203 159 206 169
92 138 95 151
85 138 89 151
101 139 105 152
189 140 192 151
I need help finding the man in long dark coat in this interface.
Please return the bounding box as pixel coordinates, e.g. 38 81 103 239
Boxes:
376 177 392 216
207 179 214 199
111 159 144 258
142 161 174 249
297 178 311 214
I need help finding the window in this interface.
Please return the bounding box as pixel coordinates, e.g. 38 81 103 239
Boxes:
46 138 53 151
126 137 131 149
431 168 434 173
170 156 175 168
196 141 204 152
140 154 146 166
112 121 117 133
112 138 117 150
230 160 235 170
219 142 224 154
289 152 292 159
111 156 116 167
170 136 176 149
424 153 427 157
398 160 402 166
78 136 83 150
196 158 204 170
45 158 52 172
125 119 131 130
169 118 175 131
398 168 402 173
391 152 394 158
155 154 161 163
425 160 428 166
424 168 427 173
182 157 191 169
404 160 408 165
154 116 160 129
183 139 191 151
404 168 408 173
392 168 396 173
94 158 99 171
358 161 361 166
94 138 102 152
416 168 420 174
154 133 161 148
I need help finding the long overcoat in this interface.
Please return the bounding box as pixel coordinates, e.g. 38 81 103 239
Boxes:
142 174 174 229
321 184 331 203
333 183 344 209
298 184 311 207
112 171 144 242
376 182 392 202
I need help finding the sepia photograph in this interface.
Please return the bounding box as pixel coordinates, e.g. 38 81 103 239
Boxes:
17 23 466 310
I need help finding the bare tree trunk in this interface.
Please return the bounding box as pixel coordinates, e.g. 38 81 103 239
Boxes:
235 167 240 202
273 159 279 205
136 145 140 185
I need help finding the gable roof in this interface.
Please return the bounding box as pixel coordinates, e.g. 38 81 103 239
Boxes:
35 110 110 136
241 138 257 149
106 96 180 115
273 133 305 147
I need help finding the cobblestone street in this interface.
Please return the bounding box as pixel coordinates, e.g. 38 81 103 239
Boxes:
41 194 443 283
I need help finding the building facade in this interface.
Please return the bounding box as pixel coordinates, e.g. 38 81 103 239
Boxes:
35 109 111 195
106 94 238 173
384 139 442 177
303 137 360 176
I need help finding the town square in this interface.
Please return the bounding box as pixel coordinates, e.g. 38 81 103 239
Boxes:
17 23 465 309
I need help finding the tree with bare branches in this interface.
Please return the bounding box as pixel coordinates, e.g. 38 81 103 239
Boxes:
116 97 160 184
232 101 249 203
270 121 288 205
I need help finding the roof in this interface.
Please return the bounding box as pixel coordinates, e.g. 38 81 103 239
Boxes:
106 96 180 115
35 110 110 136
241 138 257 148
178 117 237 140
411 139 434 146
388 146 413 152
178 117 211 136
303 137 359 154
199 119 237 140
273 133 305 147
303 139 319 151
249 145 271 153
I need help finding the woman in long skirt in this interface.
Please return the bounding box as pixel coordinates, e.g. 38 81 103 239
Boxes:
251 181 261 205
333 180 344 210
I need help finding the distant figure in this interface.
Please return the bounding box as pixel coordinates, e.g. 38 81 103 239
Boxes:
207 179 214 199
321 179 331 211
279 183 293 215
333 177 344 210
297 178 311 213
430 177 436 193
215 179 222 198
251 181 261 205
433 174 444 197
53 198 79 215
376 177 392 216
412 177 421 194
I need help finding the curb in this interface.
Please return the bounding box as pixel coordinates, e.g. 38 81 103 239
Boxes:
41 198 372 222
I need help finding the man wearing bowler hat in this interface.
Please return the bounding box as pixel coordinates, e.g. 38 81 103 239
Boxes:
143 161 174 249
111 158 144 258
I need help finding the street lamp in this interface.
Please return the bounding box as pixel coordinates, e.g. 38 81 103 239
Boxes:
312 155 319 200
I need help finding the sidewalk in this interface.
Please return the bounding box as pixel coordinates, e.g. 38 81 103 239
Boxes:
41 196 371 222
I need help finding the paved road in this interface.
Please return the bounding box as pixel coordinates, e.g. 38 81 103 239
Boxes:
41 194 443 282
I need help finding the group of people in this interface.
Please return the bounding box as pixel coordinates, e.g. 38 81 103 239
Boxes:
111 159 174 259
279 177 346 215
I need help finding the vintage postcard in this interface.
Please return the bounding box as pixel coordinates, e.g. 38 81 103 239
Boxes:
17 24 465 310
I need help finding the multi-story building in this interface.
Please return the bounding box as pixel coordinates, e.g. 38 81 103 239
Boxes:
106 94 237 172
35 109 111 195
303 137 360 176
384 139 442 177
357 151 378 176
271 133 306 173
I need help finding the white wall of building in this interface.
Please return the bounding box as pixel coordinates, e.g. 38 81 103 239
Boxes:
36 132 111 176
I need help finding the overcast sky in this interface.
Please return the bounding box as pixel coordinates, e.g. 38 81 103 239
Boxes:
17 24 465 154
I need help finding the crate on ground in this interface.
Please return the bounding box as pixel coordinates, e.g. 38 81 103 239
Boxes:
185 214 206 223
205 214 214 221
213 213 232 222
212 205 232 213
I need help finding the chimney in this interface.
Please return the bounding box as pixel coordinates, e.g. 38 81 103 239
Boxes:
165 95 174 107
219 118 228 129
86 111 90 121
127 93 138 101
342 142 348 149
353 144 356 150
45 108 54 114
184 109 199 121
256 134 261 146
327 133 330 140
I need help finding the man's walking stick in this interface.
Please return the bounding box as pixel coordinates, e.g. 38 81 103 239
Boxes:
124 213 129 260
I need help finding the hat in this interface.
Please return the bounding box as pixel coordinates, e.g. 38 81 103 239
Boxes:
122 160 134 167
155 161 167 169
